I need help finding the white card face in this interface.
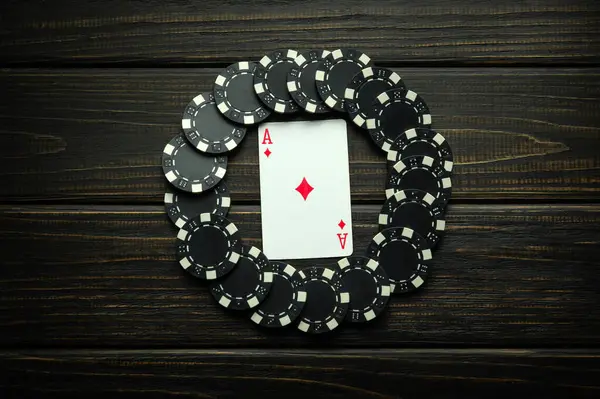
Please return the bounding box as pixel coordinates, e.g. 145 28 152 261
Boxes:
258 119 353 260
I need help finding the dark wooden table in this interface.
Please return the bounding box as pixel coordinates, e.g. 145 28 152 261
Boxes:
1 1 599 397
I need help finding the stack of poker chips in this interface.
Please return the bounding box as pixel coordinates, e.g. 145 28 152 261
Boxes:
160 48 453 334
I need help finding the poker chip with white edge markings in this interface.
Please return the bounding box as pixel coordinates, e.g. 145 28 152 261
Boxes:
386 155 453 206
210 245 273 310
162 134 227 193
386 127 454 170
253 49 301 114
366 227 433 294
250 261 307 328
176 213 241 280
379 188 446 248
367 88 432 152
344 67 404 128
181 92 247 154
164 182 231 228
337 256 391 323
287 49 331 114
296 266 350 334
315 48 372 112
214 61 272 125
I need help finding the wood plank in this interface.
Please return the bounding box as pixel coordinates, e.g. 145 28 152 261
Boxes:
1 68 599 202
0 0 599 65
1 349 599 399
1 204 599 347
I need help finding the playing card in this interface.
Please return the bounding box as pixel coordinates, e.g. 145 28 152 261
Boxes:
258 119 353 260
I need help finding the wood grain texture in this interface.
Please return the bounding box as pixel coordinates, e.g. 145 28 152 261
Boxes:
2 0 599 395
1 68 599 202
1 204 599 347
0 0 599 65
2 349 599 399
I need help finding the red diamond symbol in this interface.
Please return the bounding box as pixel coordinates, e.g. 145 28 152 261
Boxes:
295 177 314 201
264 148 272 157
338 220 346 230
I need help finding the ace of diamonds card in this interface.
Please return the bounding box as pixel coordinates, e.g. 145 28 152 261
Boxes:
258 119 353 260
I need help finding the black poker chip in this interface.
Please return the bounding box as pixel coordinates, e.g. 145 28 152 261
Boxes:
164 182 231 228
366 227 433 294
297 266 350 334
386 155 453 206
162 134 228 193
367 87 432 152
287 49 331 114
315 48 372 112
210 245 273 310
176 213 242 280
337 256 391 323
214 61 272 125
181 92 247 154
387 127 454 170
344 67 405 128
379 188 446 248
250 261 307 328
253 49 300 114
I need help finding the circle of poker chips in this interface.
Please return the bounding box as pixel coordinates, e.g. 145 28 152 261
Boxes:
181 92 247 154
287 49 331 114
176 213 242 280
164 182 231 228
315 48 373 112
210 245 273 310
344 67 404 128
296 266 350 334
162 134 228 193
214 61 272 125
251 261 307 328
253 49 300 114
337 256 391 323
386 155 453 206
387 127 454 170
379 188 446 248
366 227 433 294
367 87 432 152
160 47 457 335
